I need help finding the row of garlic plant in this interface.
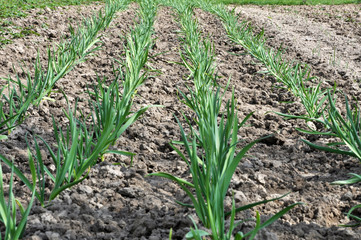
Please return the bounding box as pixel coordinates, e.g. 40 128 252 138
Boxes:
0 0 127 236
197 0 361 226
0 0 157 238
151 1 300 239
197 0 326 121
0 0 129 140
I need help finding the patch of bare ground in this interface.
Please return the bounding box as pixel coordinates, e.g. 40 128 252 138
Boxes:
231 4 361 89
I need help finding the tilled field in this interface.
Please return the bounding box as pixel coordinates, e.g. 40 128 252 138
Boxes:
0 2 361 240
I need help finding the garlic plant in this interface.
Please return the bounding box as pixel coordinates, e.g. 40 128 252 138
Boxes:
151 1 300 239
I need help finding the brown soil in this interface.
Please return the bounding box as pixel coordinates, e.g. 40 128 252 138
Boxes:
0 2 361 240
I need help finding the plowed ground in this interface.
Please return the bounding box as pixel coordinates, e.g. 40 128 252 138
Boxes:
0 3 361 239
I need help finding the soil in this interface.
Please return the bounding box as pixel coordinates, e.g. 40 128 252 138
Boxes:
0 2 361 240
232 4 361 85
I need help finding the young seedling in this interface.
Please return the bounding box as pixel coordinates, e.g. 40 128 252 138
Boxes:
199 1 328 121
0 161 36 240
300 91 361 184
0 0 130 139
151 2 300 239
